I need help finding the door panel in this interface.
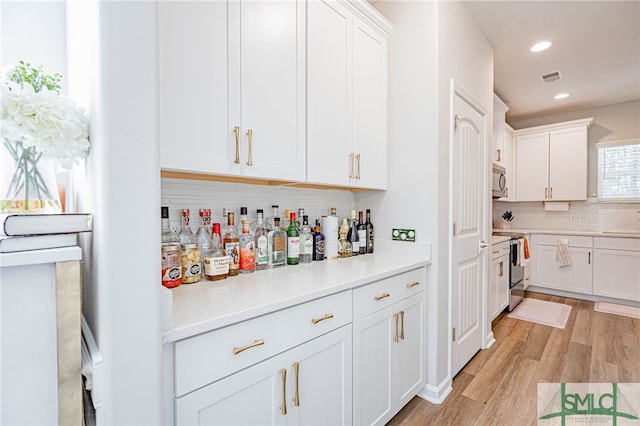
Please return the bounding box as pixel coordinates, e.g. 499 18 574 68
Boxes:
451 87 487 377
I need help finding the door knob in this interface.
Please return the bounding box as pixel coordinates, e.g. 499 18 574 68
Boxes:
478 240 489 253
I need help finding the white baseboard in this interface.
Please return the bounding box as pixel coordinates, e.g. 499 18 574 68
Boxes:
416 377 452 404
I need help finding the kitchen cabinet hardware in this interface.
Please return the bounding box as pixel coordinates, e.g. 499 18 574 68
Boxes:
246 129 253 166
545 187 548 199
588 251 591 264
550 187 553 198
399 311 405 341
499 261 504 277
280 369 287 415
375 292 390 301
232 339 265 355
348 153 354 179
292 362 300 407
393 312 399 343
311 313 334 324
496 149 501 162
355 154 361 179
234 126 241 164
454 115 460 131
406 281 421 289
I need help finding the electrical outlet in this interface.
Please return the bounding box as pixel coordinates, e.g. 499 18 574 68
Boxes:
392 228 415 242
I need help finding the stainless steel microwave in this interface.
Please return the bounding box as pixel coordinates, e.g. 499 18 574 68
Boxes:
492 163 506 198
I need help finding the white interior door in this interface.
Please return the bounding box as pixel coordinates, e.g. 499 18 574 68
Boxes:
450 84 488 377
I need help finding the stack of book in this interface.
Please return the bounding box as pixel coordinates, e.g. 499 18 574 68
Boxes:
0 213 93 253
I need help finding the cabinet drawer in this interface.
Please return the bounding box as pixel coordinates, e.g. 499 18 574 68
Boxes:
174 290 352 397
353 268 425 320
490 241 510 260
594 237 640 251
536 234 593 248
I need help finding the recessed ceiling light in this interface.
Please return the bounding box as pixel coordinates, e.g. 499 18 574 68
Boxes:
531 41 552 52
554 93 570 100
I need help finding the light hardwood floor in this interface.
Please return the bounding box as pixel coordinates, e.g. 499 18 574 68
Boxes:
388 291 640 425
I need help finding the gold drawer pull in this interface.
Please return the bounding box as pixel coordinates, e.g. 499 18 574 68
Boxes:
375 292 390 301
406 281 421 289
246 129 253 166
233 339 264 355
280 369 287 415
311 313 334 324
293 362 300 407
393 312 399 343
400 311 405 340
233 126 240 164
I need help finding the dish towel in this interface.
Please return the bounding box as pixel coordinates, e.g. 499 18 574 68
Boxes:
517 238 529 266
556 239 572 267
523 237 530 260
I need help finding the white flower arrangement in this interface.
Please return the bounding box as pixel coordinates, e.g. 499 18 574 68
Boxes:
1 61 90 169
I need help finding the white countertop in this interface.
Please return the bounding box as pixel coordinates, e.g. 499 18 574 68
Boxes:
163 239 432 343
493 228 640 239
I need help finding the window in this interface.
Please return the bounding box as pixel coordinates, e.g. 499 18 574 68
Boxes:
597 139 640 199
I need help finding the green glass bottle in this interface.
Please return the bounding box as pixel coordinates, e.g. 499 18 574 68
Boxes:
287 212 300 265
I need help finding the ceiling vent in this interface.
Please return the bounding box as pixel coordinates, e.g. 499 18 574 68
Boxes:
541 70 563 84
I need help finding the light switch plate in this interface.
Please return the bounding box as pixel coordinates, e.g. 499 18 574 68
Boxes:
392 228 415 242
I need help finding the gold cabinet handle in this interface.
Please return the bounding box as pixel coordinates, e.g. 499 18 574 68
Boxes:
280 369 287 415
393 312 399 343
550 187 553 199
311 313 334 324
246 129 253 166
232 339 264 355
407 281 420 289
400 311 405 341
233 126 240 164
496 149 501 162
505 187 509 198
545 187 548 199
499 261 504 277
292 362 300 407
375 292 390 301
355 153 361 179
349 153 354 179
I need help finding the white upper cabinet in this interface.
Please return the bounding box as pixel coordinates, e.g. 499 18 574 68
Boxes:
159 0 306 181
502 124 516 200
306 0 391 189
492 94 509 167
514 118 593 201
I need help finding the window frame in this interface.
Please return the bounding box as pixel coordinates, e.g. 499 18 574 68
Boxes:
596 138 640 202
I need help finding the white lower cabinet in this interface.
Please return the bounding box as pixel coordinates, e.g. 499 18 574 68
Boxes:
352 273 426 426
593 237 640 302
176 325 352 426
489 242 510 321
535 235 593 294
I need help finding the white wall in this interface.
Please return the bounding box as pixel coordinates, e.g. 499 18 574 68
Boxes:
369 0 493 401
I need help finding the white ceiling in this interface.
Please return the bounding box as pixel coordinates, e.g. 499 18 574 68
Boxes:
462 1 640 121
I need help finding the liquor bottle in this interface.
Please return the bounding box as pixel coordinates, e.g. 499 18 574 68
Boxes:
287 212 300 265
281 209 292 231
268 217 287 268
254 209 269 270
357 211 366 255
239 220 256 274
161 206 173 245
365 209 374 253
223 212 240 276
330 207 337 217
312 218 325 261
297 208 305 231
204 223 229 281
239 207 250 231
266 205 280 230
195 209 212 268
179 209 195 245
338 217 353 258
299 215 313 263
347 209 360 256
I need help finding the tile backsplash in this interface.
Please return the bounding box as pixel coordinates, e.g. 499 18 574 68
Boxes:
493 200 640 233
161 178 357 232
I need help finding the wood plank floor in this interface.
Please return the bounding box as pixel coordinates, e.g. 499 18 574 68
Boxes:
388 291 640 426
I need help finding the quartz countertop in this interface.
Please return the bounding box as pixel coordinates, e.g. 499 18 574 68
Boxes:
493 228 640 239
163 239 432 343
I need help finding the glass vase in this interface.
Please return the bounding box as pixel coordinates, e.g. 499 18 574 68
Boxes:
1 139 62 214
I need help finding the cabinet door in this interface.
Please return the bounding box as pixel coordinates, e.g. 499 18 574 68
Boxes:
536 245 593 294
593 249 640 302
158 1 232 174
515 132 549 201
548 126 587 200
175 354 286 426
286 326 352 426
396 293 425 409
496 255 510 315
306 0 353 187
353 305 394 426
488 257 499 320
235 0 306 181
502 126 515 200
352 17 387 190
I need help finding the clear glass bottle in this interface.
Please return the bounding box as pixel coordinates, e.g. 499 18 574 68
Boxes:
330 207 337 217
347 209 360 256
161 206 173 245
180 243 202 284
195 209 211 269
239 220 256 274
223 212 240 276
254 209 269 270
204 223 229 281
266 205 279 231
312 218 325 261
365 209 374 254
179 209 195 245
239 207 250 231
268 217 287 268
357 210 367 255
281 208 292 231
299 215 313 263
297 208 305 231
338 217 353 258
